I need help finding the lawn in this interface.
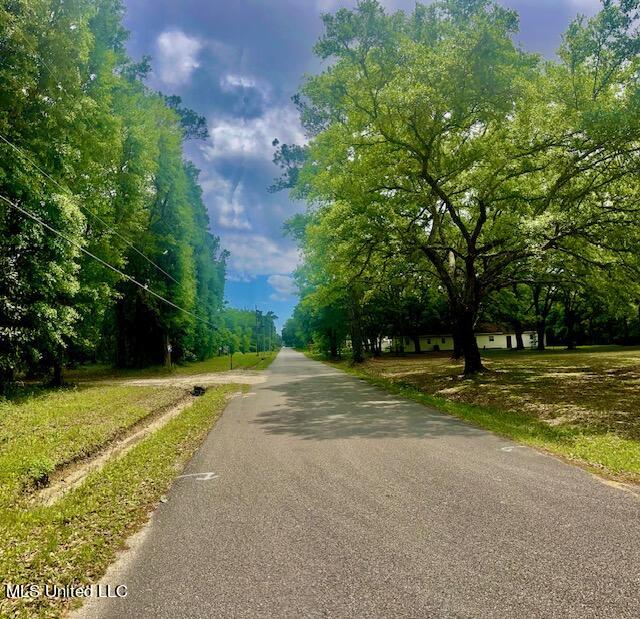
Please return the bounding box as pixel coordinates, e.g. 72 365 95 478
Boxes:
0 385 185 507
174 351 277 374
0 385 240 618
331 346 640 484
65 350 277 382
0 352 265 616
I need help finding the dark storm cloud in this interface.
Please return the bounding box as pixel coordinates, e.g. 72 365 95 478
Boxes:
122 0 601 322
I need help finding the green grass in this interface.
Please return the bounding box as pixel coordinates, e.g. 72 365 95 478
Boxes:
66 350 278 382
325 348 640 485
0 385 240 618
174 351 277 374
0 385 185 506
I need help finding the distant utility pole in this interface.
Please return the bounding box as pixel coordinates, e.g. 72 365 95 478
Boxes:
255 306 260 356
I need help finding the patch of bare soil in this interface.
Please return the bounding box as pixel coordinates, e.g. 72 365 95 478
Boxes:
36 393 196 505
102 370 267 388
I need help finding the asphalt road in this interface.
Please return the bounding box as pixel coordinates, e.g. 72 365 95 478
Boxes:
80 348 639 618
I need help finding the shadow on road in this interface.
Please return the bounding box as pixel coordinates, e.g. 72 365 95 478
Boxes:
251 372 482 441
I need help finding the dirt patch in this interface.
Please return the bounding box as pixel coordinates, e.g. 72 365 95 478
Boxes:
102 370 267 389
36 393 196 505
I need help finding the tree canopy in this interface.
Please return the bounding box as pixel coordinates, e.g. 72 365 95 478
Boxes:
0 0 278 388
277 0 640 372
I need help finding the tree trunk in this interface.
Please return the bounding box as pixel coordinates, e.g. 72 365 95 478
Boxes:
411 334 421 354
163 332 172 368
350 328 364 363
536 321 546 351
348 292 365 363
564 302 576 350
451 326 463 359
458 313 483 374
532 284 551 351
115 301 128 367
329 330 338 358
513 320 525 350
51 360 63 387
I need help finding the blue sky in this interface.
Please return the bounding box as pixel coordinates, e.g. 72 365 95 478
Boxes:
122 0 601 330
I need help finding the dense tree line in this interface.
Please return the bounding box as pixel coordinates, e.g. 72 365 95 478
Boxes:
0 0 259 388
283 274 640 355
222 308 280 356
278 0 640 371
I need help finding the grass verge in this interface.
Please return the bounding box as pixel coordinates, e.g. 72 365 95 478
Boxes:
0 384 240 618
0 385 185 506
327 358 640 485
66 350 278 382
174 351 277 375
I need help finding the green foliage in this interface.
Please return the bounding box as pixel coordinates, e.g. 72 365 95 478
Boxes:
0 0 228 385
222 308 279 354
279 0 640 372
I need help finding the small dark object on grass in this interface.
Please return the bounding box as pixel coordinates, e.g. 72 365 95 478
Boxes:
191 386 206 397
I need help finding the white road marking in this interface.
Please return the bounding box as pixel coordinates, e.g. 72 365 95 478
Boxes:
177 472 219 481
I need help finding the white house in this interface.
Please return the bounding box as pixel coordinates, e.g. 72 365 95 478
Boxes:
386 328 541 353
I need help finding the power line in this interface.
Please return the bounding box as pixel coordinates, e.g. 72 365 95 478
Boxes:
0 193 218 331
0 132 180 285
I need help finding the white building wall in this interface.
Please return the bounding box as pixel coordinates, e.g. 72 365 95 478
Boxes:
418 336 454 352
477 334 509 349
394 332 538 353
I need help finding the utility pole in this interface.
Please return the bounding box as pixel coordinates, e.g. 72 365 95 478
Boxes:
255 306 260 356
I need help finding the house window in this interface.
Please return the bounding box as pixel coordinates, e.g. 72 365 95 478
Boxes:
489 335 495 342
427 338 431 344
441 337 446 343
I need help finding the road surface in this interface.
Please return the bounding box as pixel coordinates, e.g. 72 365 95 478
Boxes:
79 348 639 618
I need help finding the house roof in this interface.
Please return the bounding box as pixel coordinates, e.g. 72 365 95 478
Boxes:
396 329 536 338
477 322 513 333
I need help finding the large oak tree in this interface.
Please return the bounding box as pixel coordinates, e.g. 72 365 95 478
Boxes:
280 0 640 373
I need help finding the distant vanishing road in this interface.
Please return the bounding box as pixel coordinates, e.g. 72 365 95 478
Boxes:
80 348 639 618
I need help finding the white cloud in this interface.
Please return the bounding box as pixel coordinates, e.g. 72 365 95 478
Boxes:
267 274 298 300
566 0 600 7
222 233 300 281
155 30 202 86
201 173 252 231
218 186 252 230
201 106 305 161
315 0 406 10
315 0 342 10
220 73 258 91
